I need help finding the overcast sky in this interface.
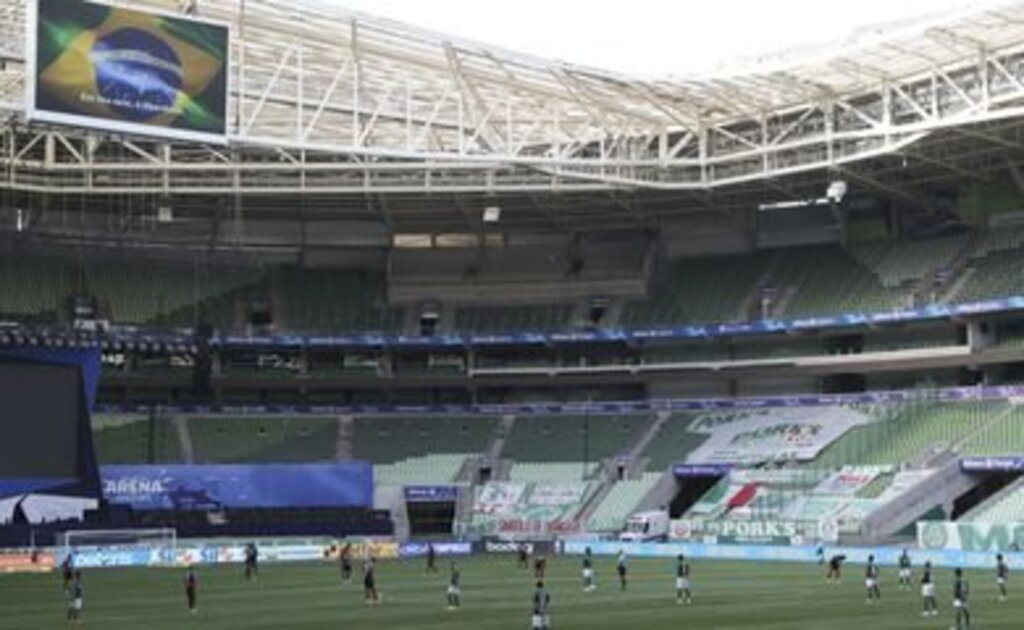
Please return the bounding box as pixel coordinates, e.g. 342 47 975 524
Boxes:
332 0 1002 77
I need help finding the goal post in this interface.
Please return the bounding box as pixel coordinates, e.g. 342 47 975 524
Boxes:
59 528 178 566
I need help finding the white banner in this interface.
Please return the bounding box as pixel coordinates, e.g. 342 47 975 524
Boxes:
686 406 870 465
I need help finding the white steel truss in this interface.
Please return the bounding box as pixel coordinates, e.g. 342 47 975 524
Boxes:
2 0 1024 195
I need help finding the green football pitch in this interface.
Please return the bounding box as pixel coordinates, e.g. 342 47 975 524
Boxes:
0 556 1020 629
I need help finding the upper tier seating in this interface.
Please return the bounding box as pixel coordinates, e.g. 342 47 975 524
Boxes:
92 414 183 464
772 245 905 317
640 413 707 471
454 304 574 333
851 236 967 289
276 267 402 333
188 416 339 463
352 415 497 464
812 402 1003 468
622 253 771 326
500 414 653 463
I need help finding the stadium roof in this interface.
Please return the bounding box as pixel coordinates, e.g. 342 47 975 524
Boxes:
4 0 1024 234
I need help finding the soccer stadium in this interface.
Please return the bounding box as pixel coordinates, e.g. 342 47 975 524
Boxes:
5 0 1024 628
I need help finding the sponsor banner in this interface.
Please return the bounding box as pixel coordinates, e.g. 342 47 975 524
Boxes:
918 522 1024 552
0 552 54 573
813 466 889 497
101 463 373 510
485 518 582 537
398 542 473 558
529 484 588 506
404 486 459 503
671 519 837 544
483 540 534 555
29 0 229 143
323 541 400 561
961 457 1024 472
685 407 869 465
672 464 731 477
69 548 158 569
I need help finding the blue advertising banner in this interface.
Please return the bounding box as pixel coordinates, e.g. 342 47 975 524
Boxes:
399 542 473 558
101 463 373 510
672 464 732 477
404 486 459 503
960 457 1024 472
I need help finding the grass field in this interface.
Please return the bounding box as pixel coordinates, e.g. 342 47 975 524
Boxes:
0 556 1020 629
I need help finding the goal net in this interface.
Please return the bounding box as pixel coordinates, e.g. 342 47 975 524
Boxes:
59 528 177 566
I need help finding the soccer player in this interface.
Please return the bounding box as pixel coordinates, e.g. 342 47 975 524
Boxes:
864 554 881 604
953 567 971 630
363 557 380 605
531 580 551 630
340 543 353 583
826 553 845 585
518 544 530 570
184 565 198 614
581 547 596 592
898 549 912 590
676 555 692 605
920 560 937 617
617 550 628 591
61 552 74 593
997 553 1009 602
446 561 462 610
66 571 83 623
534 555 547 580
427 542 438 573
244 542 259 580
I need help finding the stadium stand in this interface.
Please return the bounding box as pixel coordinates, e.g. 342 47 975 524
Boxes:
352 415 498 464
811 402 1003 468
453 304 575 333
850 235 967 289
588 472 662 531
500 414 653 463
959 404 1024 455
374 454 470 485
188 416 339 463
276 267 401 333
771 245 905 317
92 414 184 464
622 252 771 326
639 414 707 471
0 255 70 323
963 482 1024 523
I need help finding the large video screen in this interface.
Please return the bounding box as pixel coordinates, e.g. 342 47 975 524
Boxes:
28 0 229 143
0 362 81 479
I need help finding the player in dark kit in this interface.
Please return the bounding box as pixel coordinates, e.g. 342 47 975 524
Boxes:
426 542 438 573
531 580 551 630
864 555 881 604
363 557 380 605
518 544 530 570
340 543 353 583
61 553 74 593
184 566 198 614
581 547 595 592
617 550 628 591
826 553 845 584
676 555 692 605
997 553 1009 602
534 555 547 580
67 571 83 623
446 562 462 610
898 549 912 589
244 542 259 580
920 561 937 617
953 567 971 629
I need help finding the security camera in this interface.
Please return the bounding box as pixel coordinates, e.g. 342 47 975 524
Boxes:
826 180 848 203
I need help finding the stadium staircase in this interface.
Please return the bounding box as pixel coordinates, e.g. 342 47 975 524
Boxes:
173 416 196 464
334 416 354 461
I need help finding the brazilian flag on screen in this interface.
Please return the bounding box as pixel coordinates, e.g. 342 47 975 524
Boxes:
35 0 228 137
